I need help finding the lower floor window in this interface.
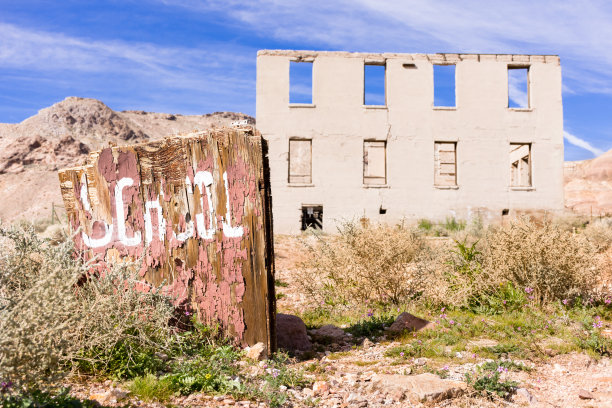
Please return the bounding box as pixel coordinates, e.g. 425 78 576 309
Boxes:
301 205 323 230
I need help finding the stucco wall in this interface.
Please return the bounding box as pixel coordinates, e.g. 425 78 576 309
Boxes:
256 50 564 234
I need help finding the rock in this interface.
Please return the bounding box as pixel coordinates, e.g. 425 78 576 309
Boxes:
302 388 314 397
313 380 330 395
276 313 312 352
578 389 594 400
154 351 169 361
89 389 129 404
362 338 373 349
515 388 537 404
372 373 466 403
387 312 433 334
245 342 266 360
310 324 347 342
414 358 428 366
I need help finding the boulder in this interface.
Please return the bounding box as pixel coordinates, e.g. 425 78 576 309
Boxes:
276 313 312 352
387 312 433 334
371 373 466 403
310 324 347 342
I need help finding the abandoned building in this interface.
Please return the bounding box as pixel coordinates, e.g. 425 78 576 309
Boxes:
256 50 564 234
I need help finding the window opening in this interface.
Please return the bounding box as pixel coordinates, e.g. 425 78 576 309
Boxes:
301 205 323 230
434 64 456 107
364 63 386 106
510 143 532 187
290 61 313 104
508 66 529 108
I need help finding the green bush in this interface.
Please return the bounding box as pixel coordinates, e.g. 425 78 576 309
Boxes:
465 362 519 399
0 388 97 408
128 374 175 402
164 345 242 396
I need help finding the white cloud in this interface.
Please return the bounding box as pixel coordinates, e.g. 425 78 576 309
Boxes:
564 130 604 157
0 22 255 94
0 22 258 115
156 0 612 96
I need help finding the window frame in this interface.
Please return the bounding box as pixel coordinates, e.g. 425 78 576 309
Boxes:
507 64 531 110
363 139 387 186
434 141 458 188
288 138 313 185
509 142 533 189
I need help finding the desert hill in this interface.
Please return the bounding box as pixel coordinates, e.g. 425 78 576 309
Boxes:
565 149 612 216
0 97 253 223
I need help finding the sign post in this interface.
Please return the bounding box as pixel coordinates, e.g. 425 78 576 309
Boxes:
58 127 276 353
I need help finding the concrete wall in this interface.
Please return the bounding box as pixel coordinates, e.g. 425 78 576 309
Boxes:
256 50 564 234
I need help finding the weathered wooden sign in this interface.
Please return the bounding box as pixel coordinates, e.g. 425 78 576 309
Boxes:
58 127 276 352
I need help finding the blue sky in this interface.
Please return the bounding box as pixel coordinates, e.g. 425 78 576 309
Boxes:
0 1 611 160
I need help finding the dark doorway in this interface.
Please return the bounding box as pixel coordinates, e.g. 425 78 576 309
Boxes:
301 205 323 230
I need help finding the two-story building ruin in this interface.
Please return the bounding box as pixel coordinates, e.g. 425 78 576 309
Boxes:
256 50 564 234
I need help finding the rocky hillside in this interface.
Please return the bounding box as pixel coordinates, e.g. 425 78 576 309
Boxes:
565 149 612 216
0 97 253 223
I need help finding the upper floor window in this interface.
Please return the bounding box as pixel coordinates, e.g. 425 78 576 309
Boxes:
508 66 530 108
434 64 456 107
364 63 386 106
290 61 313 104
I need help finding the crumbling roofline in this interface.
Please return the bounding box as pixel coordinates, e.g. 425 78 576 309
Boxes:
257 50 560 64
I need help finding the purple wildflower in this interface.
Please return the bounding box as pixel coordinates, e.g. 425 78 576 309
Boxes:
525 287 534 294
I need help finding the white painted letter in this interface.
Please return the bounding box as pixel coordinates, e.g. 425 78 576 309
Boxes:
115 177 142 246
144 199 165 244
194 171 216 240
222 172 244 238
79 173 113 248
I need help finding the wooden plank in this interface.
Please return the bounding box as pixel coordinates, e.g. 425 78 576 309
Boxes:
58 127 276 354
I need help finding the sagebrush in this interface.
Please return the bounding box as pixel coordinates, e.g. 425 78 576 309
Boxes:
0 225 174 387
296 221 427 308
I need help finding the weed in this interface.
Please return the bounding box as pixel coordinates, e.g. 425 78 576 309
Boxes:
164 345 242 396
418 219 433 231
443 217 466 232
128 374 174 402
480 360 531 373
352 360 377 367
346 314 396 338
465 363 519 399
274 279 289 288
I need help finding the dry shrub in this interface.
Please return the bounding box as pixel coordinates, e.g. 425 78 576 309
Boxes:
296 221 427 308
420 238 500 309
582 220 612 289
481 218 597 304
0 225 174 388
